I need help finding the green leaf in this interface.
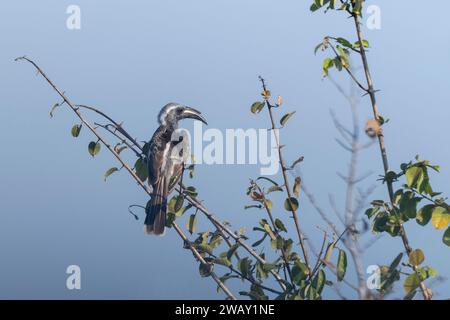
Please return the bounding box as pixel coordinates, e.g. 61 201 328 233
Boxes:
443 227 450 247
322 57 333 76
256 176 279 186
324 241 335 264
314 42 324 54
405 166 424 189
184 186 198 198
275 219 287 232
199 263 212 277
186 214 197 234
389 253 403 272
365 206 380 219
399 191 420 219
336 37 353 48
310 0 328 12
174 195 185 213
214 257 231 267
244 204 262 210
134 158 148 182
416 204 435 226
209 234 222 249
408 249 425 266
416 266 438 280
165 212 176 227
227 243 239 260
251 101 265 114
292 260 309 285
310 3 320 11
252 233 267 247
104 167 118 181
270 236 283 251
352 0 362 15
280 111 296 127
337 249 347 282
88 141 101 157
71 124 82 137
304 285 319 300
354 39 370 48
168 195 186 216
403 290 417 300
49 103 60 118
333 56 343 71
431 206 450 229
263 223 276 241
284 197 299 211
312 269 326 294
403 273 421 294
237 257 252 278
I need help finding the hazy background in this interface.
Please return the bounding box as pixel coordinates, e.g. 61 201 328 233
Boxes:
1 0 449 299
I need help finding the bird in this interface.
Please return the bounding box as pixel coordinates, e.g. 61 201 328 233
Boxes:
145 103 207 235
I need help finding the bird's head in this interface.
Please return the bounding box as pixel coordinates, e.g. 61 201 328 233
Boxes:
158 103 207 126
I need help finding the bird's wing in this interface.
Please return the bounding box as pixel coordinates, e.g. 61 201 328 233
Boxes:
147 126 172 187
168 162 184 194
167 133 189 193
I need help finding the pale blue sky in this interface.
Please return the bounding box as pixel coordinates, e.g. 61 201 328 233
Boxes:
0 1 449 299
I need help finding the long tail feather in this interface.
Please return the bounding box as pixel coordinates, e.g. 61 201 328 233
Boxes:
145 177 168 236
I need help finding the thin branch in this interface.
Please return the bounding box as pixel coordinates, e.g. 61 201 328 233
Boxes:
301 184 341 235
328 41 368 93
259 76 312 274
310 230 328 279
254 182 295 287
76 104 142 150
94 122 142 157
351 12 431 300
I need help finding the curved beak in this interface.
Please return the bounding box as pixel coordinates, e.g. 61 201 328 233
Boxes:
182 106 208 125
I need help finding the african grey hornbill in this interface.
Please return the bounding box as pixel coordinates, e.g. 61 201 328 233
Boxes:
145 103 207 235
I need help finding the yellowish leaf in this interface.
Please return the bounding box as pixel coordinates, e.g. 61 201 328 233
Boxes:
431 207 450 229
293 177 301 197
276 95 283 106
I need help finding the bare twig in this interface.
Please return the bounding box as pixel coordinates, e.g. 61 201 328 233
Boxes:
259 76 312 274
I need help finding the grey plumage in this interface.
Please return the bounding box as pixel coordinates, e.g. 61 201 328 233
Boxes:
145 103 207 235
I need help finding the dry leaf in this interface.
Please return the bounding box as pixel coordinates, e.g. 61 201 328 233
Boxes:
261 90 271 99
276 95 283 106
293 177 301 197
365 119 381 138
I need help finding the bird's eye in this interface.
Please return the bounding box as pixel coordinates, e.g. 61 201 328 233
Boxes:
176 108 183 115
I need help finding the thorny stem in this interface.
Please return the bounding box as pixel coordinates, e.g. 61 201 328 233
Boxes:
259 76 312 275
328 41 368 93
254 182 295 287
16 56 237 301
93 122 142 157
351 14 431 299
